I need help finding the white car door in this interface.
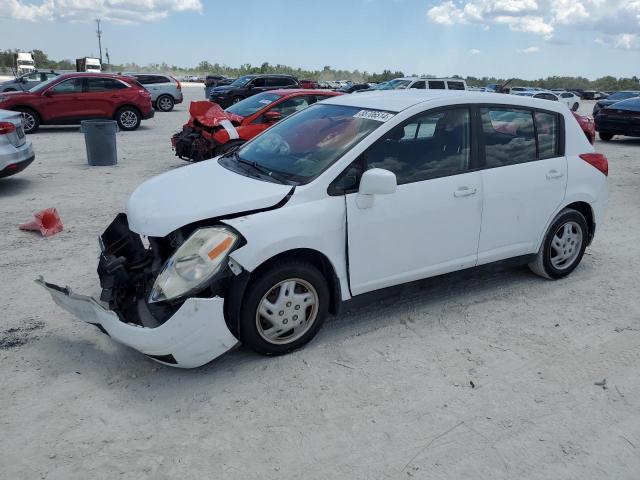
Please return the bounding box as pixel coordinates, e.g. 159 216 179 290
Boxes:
342 107 483 295
477 107 567 264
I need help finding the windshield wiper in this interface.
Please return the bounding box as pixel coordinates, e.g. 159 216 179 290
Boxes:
227 150 291 184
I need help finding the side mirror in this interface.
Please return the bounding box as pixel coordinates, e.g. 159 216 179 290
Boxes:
263 110 282 123
43 90 53 97
357 168 397 208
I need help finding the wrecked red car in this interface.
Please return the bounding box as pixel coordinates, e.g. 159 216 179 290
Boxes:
172 89 342 162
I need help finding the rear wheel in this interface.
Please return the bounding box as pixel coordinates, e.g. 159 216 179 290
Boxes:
239 260 329 356
599 132 614 141
115 107 141 131
13 107 39 134
156 94 175 112
529 209 588 280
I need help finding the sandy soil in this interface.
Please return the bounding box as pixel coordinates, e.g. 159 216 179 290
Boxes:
1 91 639 479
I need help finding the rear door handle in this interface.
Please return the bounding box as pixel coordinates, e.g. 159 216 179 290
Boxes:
546 170 564 179
454 186 477 198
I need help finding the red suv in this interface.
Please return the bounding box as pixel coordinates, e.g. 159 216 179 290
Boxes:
0 72 154 133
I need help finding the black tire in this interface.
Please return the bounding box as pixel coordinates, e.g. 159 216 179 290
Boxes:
529 208 589 280
115 106 141 131
599 132 614 141
572 102 579 111
13 107 40 134
231 96 243 104
239 260 330 356
156 94 175 112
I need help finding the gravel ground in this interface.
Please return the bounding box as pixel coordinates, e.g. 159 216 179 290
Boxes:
1 89 639 480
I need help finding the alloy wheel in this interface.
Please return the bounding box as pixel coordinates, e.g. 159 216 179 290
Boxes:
158 96 173 111
21 112 36 132
255 278 319 345
120 110 138 129
550 221 583 270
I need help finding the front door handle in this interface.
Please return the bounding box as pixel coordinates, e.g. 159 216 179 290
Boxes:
454 186 477 198
546 170 564 180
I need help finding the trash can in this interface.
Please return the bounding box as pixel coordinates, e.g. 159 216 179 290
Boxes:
80 120 118 166
204 86 214 100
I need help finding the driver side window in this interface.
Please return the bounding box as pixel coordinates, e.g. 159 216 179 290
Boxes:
51 78 83 94
364 108 471 185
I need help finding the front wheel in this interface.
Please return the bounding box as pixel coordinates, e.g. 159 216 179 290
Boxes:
529 209 588 279
156 94 175 112
599 132 614 141
572 102 579 111
239 260 329 355
115 107 141 131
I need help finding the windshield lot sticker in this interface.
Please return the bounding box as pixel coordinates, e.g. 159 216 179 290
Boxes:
259 99 273 104
353 110 394 122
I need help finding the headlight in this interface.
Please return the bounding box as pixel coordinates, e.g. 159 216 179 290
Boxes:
149 227 238 303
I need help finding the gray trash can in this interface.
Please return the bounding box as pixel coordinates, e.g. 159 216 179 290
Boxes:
80 120 118 166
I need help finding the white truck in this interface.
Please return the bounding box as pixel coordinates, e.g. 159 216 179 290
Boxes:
14 52 36 75
75 57 102 73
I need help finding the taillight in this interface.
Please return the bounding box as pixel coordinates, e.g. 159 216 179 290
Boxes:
580 153 608 176
0 122 16 135
171 76 181 90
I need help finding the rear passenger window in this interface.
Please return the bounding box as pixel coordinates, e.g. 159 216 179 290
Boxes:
447 81 465 90
481 108 536 167
86 78 127 92
365 108 470 184
428 80 445 89
411 81 426 89
535 111 559 159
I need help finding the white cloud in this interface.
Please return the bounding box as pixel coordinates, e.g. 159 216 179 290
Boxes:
469 48 481 54
427 0 640 49
0 0 202 24
518 46 540 53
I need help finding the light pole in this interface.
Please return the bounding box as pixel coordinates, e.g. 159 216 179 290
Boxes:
96 18 103 65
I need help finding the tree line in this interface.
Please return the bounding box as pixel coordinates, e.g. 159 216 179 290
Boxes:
1 49 638 91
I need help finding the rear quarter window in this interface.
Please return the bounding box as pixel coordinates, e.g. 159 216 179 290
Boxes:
447 81 465 90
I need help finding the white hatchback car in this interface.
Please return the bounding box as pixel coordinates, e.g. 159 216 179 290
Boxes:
40 90 608 368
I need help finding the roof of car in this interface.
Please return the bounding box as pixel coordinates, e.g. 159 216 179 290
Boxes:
268 89 341 96
320 89 570 113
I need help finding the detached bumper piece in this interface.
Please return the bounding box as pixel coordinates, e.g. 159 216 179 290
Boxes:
37 278 240 368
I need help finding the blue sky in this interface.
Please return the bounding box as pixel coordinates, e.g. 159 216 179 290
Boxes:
1 0 639 79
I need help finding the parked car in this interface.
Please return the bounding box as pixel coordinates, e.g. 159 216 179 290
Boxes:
572 111 595 144
557 91 581 111
0 72 154 133
204 75 233 88
370 77 467 91
338 83 371 93
40 90 608 368
0 109 34 178
299 79 317 89
593 91 640 115
124 73 183 112
594 97 640 141
172 89 341 162
514 90 581 111
0 70 61 93
209 74 299 108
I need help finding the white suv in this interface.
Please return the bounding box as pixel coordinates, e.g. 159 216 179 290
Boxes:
125 73 184 112
41 90 608 368
380 77 467 91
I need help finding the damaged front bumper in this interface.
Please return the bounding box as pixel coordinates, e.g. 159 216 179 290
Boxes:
38 278 240 368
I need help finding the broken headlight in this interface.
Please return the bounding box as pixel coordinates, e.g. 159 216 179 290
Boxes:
149 227 238 303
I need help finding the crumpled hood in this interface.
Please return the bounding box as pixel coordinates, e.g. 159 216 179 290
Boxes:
126 159 292 237
188 101 243 128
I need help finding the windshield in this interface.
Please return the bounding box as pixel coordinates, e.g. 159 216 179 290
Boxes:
225 92 282 117
377 79 412 90
29 75 61 92
229 75 253 87
229 104 391 184
608 91 639 101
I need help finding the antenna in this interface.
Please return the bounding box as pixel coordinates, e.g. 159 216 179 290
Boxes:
96 18 103 65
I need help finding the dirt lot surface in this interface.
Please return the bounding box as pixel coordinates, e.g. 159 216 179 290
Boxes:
1 90 639 479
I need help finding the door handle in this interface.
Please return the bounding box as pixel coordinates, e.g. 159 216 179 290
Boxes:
454 186 477 198
111 95 121 99
546 170 564 180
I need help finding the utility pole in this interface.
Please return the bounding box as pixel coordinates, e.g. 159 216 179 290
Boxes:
96 18 103 65
105 48 110 67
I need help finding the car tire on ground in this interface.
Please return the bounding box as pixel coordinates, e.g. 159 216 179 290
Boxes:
13 107 39 134
239 260 330 356
529 208 589 280
232 96 243 104
156 94 175 112
572 102 579 111
115 106 142 131
599 132 614 141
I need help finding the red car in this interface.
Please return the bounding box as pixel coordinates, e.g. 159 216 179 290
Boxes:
572 111 595 145
172 89 341 162
0 72 154 133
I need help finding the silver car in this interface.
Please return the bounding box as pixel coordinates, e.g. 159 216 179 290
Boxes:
125 73 183 112
0 71 60 93
0 109 34 178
